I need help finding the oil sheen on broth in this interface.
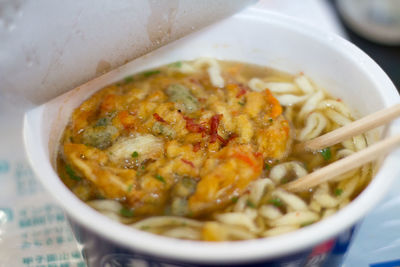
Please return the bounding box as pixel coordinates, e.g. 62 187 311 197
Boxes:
57 59 372 241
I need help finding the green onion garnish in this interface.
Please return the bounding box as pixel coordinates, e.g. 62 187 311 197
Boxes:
301 221 313 227
334 188 343 196
127 184 133 192
264 163 271 170
65 165 81 181
155 174 166 184
132 151 139 158
143 70 161 77
269 198 283 207
124 76 134 83
231 196 239 203
320 147 332 161
120 207 134 217
246 200 256 208
169 61 182 68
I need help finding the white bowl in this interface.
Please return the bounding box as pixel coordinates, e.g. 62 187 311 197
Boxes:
23 8 400 266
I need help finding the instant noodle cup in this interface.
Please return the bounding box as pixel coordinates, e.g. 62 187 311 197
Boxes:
23 8 400 267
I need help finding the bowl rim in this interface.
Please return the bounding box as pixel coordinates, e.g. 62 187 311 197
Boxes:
23 8 400 264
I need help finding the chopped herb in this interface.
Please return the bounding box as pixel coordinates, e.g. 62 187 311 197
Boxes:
143 70 161 77
132 151 139 158
120 207 134 217
238 101 245 106
95 193 105 200
141 165 146 170
169 61 182 68
264 163 271 170
127 184 133 192
281 178 289 184
155 174 166 184
124 75 134 83
95 117 109 127
334 188 343 196
320 147 332 160
231 196 239 203
301 221 313 227
269 118 273 123
246 200 256 208
269 198 283 207
140 225 150 230
65 165 81 181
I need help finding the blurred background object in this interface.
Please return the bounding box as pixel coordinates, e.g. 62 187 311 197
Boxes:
337 0 400 45
333 0 400 89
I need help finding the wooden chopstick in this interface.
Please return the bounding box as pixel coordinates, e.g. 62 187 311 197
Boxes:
283 134 400 192
295 103 400 152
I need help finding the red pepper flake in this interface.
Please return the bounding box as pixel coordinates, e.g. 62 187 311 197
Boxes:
153 113 166 123
254 152 262 158
193 142 201 152
217 134 227 145
189 78 200 85
209 114 222 143
183 116 206 133
226 133 238 144
181 159 195 168
236 84 247 98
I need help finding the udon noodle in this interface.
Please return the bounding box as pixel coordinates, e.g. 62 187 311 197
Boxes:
57 58 372 241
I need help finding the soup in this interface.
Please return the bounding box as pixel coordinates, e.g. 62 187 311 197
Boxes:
57 58 372 241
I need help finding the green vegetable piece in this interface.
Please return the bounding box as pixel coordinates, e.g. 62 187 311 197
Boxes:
132 151 139 158
95 117 109 127
264 163 271 170
231 196 239 203
281 178 289 184
269 198 283 207
155 174 166 184
124 76 134 83
166 84 199 113
246 200 256 208
169 61 182 68
269 118 273 123
120 207 134 217
143 70 161 77
152 121 176 138
127 184 133 192
238 101 245 106
65 165 81 181
334 188 343 196
82 125 118 150
320 147 332 161
301 221 313 227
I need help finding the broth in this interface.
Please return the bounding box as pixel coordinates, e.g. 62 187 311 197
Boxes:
57 58 372 241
